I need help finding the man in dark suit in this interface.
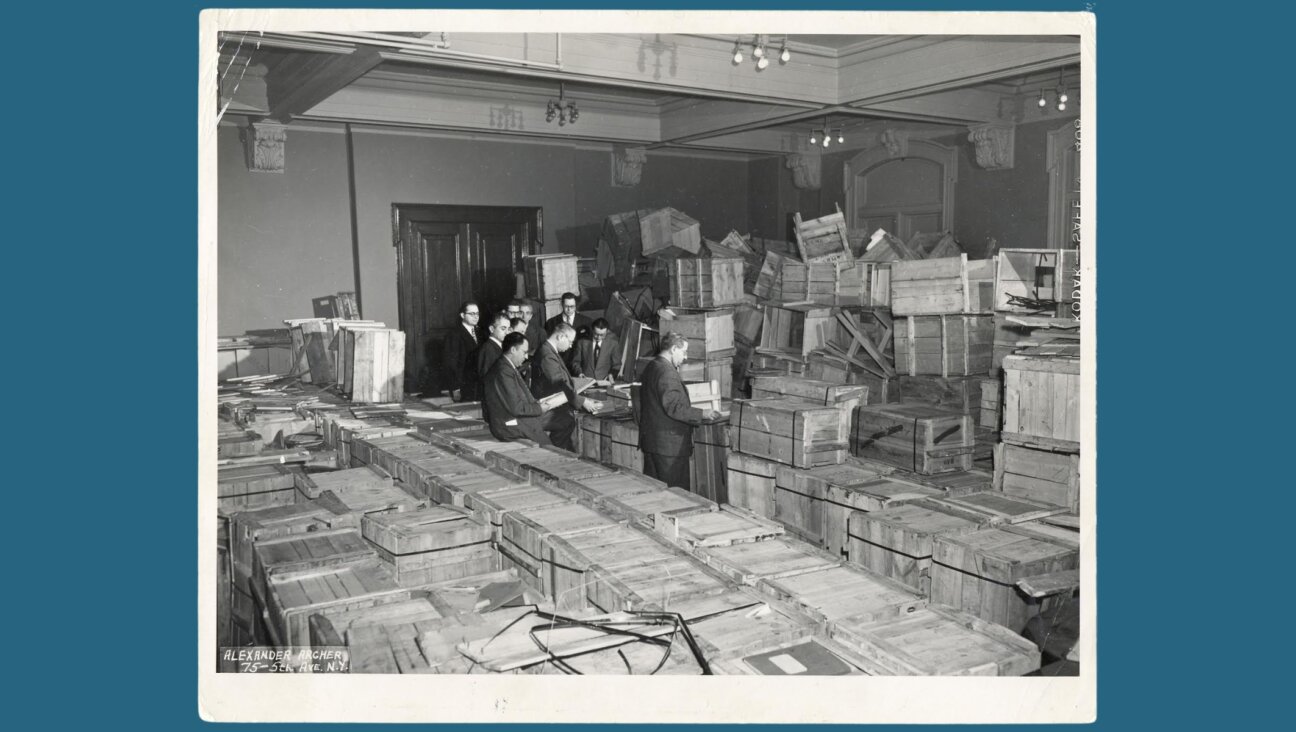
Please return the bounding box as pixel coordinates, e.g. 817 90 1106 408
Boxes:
475 312 512 422
442 300 482 401
518 300 545 354
571 318 623 382
483 333 551 445
637 332 720 490
544 291 591 372
530 321 603 451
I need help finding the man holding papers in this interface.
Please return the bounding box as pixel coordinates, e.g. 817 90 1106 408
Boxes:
484 332 561 446
531 321 603 451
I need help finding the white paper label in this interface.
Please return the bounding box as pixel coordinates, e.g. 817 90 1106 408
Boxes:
768 653 808 675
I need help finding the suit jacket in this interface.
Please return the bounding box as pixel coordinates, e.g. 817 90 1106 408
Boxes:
530 340 585 411
442 323 481 400
475 338 504 421
544 312 591 371
524 318 545 355
637 356 704 457
483 357 548 444
571 334 622 381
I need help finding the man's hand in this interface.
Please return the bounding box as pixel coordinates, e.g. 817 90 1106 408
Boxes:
582 399 603 414
701 408 721 421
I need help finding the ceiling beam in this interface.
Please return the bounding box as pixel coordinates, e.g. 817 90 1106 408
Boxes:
265 46 385 123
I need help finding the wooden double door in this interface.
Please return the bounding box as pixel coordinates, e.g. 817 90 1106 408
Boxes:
392 204 542 395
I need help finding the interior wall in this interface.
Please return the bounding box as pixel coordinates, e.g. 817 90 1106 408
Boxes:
942 117 1073 258
217 126 354 336
218 124 752 335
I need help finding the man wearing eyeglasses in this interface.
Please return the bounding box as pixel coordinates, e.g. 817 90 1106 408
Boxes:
571 318 622 383
544 291 591 372
476 312 512 420
531 321 602 451
442 300 482 402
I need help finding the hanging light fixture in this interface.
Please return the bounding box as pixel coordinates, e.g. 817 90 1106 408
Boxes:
1055 70 1069 111
808 119 844 148
546 82 578 126
1037 88 1048 108
729 35 790 71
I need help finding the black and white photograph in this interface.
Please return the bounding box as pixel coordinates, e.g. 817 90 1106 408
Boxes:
199 8 1095 723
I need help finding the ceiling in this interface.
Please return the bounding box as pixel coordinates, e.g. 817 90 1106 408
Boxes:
216 32 1081 157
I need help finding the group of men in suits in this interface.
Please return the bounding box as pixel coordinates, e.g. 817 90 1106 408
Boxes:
442 293 623 451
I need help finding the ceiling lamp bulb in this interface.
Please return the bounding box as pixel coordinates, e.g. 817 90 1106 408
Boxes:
1059 90 1069 103
822 137 830 148
1057 101 1067 112
1038 92 1047 108
732 41 743 64
753 44 764 59
757 56 769 70
837 132 844 144
809 132 817 144
780 45 791 63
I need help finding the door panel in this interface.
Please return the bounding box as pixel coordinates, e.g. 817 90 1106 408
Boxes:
393 205 542 395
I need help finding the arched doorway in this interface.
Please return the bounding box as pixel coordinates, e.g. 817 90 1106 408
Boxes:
843 139 957 242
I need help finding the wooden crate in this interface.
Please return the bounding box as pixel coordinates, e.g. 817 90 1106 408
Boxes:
640 207 701 257
726 451 781 519
750 375 868 411
251 528 378 605
344 328 405 404
334 321 389 395
802 351 888 401
793 209 852 264
930 523 1079 634
522 253 579 301
599 485 717 529
661 307 735 361
695 537 840 586
754 250 787 300
680 359 734 401
748 349 807 376
599 209 650 286
586 555 733 613
731 398 852 469
691 601 820 669
227 491 358 596
930 491 1069 526
498 503 626 598
483 445 618 491
860 262 893 308
218 464 301 513
830 603 1040 675
218 430 263 459
759 303 842 357
1002 350 1080 452
690 418 730 504
892 374 987 423
576 411 608 462
654 504 785 551
463 484 574 540
559 471 667 509
603 415 643 472
261 560 409 649
979 376 1002 430
665 253 744 308
890 254 996 316
361 505 496 587
781 259 867 306
308 596 444 672
852 402 975 475
756 564 926 631
994 248 1079 316
775 463 938 559
905 468 995 497
994 442 1080 512
894 315 994 377
422 467 525 508
846 499 990 595
545 525 678 611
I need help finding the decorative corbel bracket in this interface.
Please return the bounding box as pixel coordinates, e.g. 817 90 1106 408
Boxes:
611 146 648 187
241 119 287 173
968 123 1016 170
880 128 910 159
785 153 821 191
